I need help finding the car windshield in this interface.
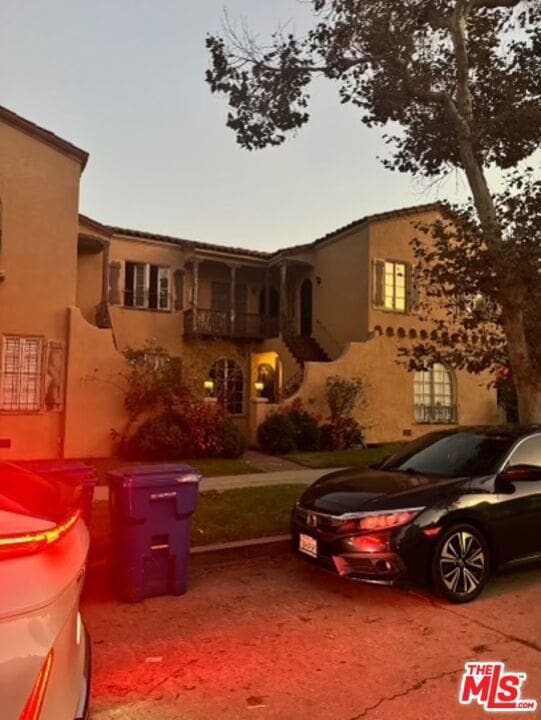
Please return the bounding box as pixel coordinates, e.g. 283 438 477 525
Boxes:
380 431 516 478
0 462 80 522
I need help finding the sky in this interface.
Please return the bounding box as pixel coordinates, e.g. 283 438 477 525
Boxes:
0 0 505 252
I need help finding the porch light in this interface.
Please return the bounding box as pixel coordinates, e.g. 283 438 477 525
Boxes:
254 381 264 397
204 379 215 396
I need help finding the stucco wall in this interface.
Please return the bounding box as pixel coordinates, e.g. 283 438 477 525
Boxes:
287 334 498 444
312 226 370 348
64 307 126 457
76 251 103 324
0 119 82 459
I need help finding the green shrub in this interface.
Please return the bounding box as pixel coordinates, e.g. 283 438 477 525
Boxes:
257 413 298 454
221 418 247 458
286 405 321 451
122 411 193 460
320 417 364 451
326 375 365 419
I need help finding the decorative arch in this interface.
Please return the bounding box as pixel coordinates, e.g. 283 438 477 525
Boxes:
414 363 457 424
209 358 244 415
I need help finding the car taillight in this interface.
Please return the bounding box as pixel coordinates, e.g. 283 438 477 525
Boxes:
0 509 80 560
19 650 54 720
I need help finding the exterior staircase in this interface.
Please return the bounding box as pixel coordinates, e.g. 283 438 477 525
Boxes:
283 334 331 366
281 334 332 398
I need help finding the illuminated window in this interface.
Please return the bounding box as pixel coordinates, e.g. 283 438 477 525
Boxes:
414 363 457 424
384 261 407 312
1 336 44 412
209 358 244 415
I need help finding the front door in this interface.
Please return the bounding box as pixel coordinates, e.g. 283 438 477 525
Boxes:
300 279 313 336
210 282 230 334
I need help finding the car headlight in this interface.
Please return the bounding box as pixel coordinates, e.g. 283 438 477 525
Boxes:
357 508 424 531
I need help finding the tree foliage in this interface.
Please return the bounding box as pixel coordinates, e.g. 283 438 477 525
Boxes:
402 170 541 376
206 1 541 421
207 1 539 170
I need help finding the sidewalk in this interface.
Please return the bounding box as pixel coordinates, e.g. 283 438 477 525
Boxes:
93 466 343 501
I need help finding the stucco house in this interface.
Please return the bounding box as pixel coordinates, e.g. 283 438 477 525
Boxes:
0 106 499 460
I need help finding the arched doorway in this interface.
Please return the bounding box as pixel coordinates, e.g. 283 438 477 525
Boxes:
256 362 277 403
299 279 313 336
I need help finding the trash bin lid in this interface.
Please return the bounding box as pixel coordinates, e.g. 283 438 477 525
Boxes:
107 463 200 489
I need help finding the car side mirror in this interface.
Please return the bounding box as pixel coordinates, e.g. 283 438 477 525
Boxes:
498 464 541 483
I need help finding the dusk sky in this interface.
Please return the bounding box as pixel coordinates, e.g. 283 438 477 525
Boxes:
1 0 501 251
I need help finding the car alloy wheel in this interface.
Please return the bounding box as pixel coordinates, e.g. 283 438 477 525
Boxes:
432 524 490 603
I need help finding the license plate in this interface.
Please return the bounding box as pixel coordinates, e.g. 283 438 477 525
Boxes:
299 533 317 558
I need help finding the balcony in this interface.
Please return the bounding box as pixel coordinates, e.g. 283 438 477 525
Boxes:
183 307 279 340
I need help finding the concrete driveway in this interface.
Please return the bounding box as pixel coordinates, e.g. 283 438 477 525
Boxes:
82 552 541 720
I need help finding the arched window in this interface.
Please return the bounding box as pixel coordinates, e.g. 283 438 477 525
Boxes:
414 363 456 424
209 358 244 415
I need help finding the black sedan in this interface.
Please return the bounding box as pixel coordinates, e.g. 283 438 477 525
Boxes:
291 426 541 602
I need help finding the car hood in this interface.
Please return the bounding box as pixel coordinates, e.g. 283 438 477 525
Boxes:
298 467 471 514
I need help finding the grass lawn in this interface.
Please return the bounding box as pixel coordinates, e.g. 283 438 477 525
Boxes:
88 484 304 560
285 443 403 470
85 456 261 485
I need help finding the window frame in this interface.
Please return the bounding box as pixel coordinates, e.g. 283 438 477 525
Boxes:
383 260 407 313
373 258 417 314
124 261 171 311
209 358 245 416
414 363 457 425
500 433 541 472
0 335 45 414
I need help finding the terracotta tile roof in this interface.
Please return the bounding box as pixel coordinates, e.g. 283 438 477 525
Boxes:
276 202 444 256
108 223 270 259
81 202 445 261
0 106 89 170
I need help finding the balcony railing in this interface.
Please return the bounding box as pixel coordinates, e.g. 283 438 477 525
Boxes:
414 404 457 424
183 308 279 340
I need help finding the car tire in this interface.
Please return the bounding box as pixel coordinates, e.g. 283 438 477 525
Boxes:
431 523 490 603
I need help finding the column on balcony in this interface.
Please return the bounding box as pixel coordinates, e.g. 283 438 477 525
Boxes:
264 269 271 337
191 258 200 332
279 262 288 334
229 264 236 335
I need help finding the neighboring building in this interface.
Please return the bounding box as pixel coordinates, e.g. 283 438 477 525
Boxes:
0 107 499 460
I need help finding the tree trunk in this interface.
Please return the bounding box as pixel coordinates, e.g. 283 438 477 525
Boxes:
456 140 541 422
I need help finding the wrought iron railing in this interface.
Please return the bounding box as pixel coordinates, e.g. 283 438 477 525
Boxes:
184 308 279 340
281 368 304 399
414 404 457 424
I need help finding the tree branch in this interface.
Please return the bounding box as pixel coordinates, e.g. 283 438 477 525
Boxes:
470 0 520 8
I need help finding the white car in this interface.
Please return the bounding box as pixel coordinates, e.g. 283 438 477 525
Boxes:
0 462 91 720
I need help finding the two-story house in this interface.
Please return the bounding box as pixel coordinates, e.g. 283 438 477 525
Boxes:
0 106 498 460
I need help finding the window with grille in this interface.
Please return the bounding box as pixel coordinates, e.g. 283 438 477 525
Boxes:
124 262 170 310
1 336 44 412
414 363 457 424
209 358 244 415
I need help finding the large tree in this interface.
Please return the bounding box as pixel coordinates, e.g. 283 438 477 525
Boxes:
206 0 541 421
402 171 540 411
